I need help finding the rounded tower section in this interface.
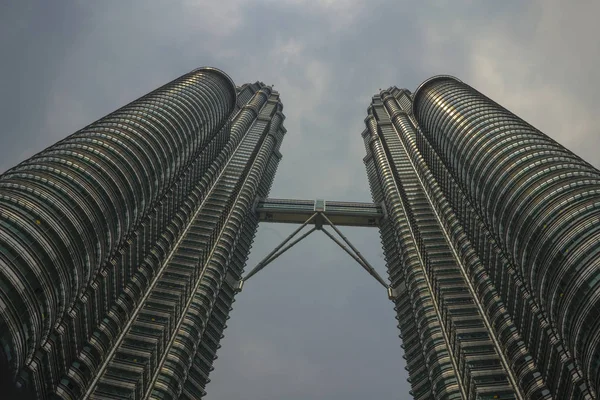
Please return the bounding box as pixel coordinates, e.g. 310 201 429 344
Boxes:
413 76 600 395
0 67 236 381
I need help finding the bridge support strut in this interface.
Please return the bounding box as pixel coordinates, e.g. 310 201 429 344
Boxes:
237 209 392 298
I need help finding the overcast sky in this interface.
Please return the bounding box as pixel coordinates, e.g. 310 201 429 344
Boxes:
2 1 600 399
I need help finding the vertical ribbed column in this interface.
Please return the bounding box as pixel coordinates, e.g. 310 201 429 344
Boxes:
0 68 236 390
65 85 285 400
411 94 583 398
413 76 600 397
363 135 436 399
382 89 553 399
364 106 465 399
154 105 285 400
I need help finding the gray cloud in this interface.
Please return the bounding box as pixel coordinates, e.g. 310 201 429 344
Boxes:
1 1 599 398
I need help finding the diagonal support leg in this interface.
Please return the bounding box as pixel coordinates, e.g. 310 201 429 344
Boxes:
238 211 391 294
320 227 388 289
240 213 319 289
320 213 389 288
247 226 317 281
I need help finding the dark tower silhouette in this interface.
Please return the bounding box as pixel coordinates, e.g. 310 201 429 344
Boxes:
1 69 600 400
0 68 286 399
362 76 599 399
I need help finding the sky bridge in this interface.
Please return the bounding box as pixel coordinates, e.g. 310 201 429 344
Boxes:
240 198 397 299
254 198 386 227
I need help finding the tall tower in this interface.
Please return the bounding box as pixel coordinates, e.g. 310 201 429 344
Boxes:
0 68 286 399
364 76 600 399
2 66 600 400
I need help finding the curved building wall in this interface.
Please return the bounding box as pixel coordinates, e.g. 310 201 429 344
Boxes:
363 88 548 399
0 68 236 390
413 77 600 396
387 88 554 399
411 103 586 398
51 85 286 400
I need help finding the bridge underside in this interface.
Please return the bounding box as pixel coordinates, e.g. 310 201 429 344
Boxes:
242 198 396 298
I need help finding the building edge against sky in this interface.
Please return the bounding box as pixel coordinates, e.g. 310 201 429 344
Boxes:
363 76 600 399
413 76 600 399
0 65 599 400
0 67 287 398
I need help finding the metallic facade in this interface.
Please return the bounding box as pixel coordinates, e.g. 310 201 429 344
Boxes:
0 68 286 399
1 67 600 400
364 76 600 399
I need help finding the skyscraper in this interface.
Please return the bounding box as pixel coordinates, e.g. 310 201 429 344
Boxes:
1 66 600 400
0 67 286 399
364 76 600 399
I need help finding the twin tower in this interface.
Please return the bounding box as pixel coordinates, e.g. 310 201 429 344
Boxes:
1 67 599 400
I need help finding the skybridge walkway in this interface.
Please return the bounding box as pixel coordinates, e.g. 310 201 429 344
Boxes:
239 198 398 299
254 198 385 227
